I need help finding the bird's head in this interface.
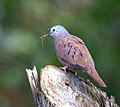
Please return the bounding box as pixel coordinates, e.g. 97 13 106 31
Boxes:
49 25 69 38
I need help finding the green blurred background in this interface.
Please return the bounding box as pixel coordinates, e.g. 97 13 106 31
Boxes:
0 0 120 106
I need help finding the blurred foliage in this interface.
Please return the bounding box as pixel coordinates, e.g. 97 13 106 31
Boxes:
0 0 120 106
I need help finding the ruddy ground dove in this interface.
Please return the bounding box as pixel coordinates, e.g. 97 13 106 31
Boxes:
49 25 106 87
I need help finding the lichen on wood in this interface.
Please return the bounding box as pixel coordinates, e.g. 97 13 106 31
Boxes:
26 65 119 107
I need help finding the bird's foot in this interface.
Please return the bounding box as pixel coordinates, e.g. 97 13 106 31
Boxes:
59 66 68 73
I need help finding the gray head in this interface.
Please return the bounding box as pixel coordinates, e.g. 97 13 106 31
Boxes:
49 25 69 38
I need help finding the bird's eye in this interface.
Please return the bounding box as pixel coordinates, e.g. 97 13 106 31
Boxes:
53 29 55 32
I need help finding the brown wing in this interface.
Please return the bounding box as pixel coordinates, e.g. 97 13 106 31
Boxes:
71 35 95 67
55 34 94 70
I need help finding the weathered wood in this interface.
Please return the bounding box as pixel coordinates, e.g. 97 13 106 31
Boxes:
26 65 119 107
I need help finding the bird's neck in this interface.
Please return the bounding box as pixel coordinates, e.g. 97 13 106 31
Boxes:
54 35 64 41
54 33 70 41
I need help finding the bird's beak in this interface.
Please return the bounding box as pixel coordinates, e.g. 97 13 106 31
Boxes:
48 27 52 36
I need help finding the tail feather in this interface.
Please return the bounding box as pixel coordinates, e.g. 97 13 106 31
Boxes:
87 68 106 87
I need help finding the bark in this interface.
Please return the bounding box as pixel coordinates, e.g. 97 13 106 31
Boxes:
26 65 119 107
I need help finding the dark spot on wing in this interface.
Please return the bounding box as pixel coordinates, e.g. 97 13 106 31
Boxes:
63 44 66 47
80 52 83 57
68 42 71 47
57 55 70 65
73 40 79 44
68 46 72 55
72 55 74 59
74 51 76 55
74 47 77 51
77 40 84 44
72 51 76 59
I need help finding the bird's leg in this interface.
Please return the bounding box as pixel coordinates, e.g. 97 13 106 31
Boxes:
59 66 68 73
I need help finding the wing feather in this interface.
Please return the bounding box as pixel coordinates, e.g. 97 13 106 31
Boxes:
55 34 95 69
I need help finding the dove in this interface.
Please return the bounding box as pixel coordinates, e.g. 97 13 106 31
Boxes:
49 25 106 87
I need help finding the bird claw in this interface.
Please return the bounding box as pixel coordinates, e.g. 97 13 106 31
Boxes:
59 66 68 73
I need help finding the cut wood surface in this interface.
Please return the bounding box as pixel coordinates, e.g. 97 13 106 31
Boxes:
26 65 119 107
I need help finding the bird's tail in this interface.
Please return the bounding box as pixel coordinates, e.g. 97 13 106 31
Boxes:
87 68 106 87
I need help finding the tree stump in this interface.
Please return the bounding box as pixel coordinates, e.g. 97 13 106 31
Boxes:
26 65 119 107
